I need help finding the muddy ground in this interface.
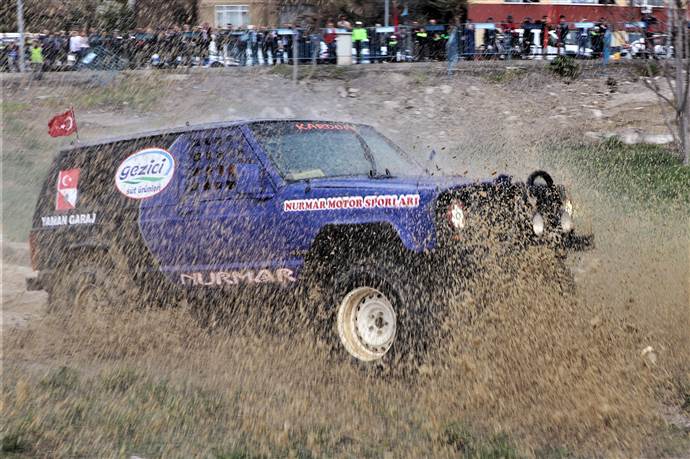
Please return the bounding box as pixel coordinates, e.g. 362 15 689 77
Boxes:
1 63 689 458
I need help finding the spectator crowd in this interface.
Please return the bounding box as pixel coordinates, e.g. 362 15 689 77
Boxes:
0 14 672 73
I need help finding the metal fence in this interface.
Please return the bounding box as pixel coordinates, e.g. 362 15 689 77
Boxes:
0 20 680 73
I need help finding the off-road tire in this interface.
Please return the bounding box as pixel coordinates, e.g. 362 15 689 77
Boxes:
48 252 142 313
303 253 448 375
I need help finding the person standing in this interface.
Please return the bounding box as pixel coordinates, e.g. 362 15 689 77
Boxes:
446 21 459 68
41 31 58 71
247 25 259 65
414 26 429 61
237 27 248 66
29 40 44 78
576 19 588 58
69 30 81 61
602 22 612 65
521 18 534 58
284 26 294 64
484 17 497 58
323 21 337 64
557 15 569 56
352 21 367 64
337 15 352 31
6 41 19 71
261 28 273 65
501 16 516 59
537 15 550 57
387 33 399 62
369 23 383 63
462 19 475 60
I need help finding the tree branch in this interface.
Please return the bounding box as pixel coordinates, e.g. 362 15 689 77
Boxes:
644 77 676 108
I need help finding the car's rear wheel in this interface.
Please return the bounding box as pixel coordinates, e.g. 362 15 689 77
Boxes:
48 251 141 312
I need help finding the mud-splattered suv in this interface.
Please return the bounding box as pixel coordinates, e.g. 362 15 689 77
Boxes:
27 120 592 369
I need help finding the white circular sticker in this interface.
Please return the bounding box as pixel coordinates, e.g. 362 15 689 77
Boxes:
115 148 175 200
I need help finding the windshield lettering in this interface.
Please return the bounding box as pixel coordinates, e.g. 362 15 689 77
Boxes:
294 123 355 132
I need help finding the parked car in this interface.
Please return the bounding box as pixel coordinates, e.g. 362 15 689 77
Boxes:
74 45 129 71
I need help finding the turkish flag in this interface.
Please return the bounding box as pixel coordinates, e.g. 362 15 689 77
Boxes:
48 109 77 137
56 169 80 211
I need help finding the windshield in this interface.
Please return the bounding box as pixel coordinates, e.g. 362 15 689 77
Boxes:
249 122 427 180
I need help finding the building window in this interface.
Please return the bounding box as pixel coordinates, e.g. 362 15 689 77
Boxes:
632 0 665 6
215 5 249 28
550 0 598 4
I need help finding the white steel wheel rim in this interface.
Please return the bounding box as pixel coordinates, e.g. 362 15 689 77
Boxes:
337 286 397 362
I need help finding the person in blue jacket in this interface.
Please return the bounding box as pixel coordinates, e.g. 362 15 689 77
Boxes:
603 22 612 65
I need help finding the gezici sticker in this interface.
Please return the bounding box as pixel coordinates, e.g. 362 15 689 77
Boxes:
115 148 175 199
41 212 96 227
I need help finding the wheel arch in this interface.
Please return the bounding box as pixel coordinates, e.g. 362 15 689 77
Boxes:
305 222 411 267
54 241 145 286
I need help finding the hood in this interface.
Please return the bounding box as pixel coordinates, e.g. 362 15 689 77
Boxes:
303 175 490 193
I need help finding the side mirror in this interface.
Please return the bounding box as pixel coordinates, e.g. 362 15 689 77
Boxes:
235 163 272 197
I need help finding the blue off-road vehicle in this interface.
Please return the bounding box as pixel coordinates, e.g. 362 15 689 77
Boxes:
28 120 592 369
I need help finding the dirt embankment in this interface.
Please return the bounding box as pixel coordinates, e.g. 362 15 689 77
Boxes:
2 67 689 458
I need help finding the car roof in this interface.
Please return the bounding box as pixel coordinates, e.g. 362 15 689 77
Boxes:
60 119 370 152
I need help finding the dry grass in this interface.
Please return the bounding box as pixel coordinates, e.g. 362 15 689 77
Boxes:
2 235 689 458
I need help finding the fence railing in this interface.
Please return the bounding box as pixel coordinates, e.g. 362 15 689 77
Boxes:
0 20 681 72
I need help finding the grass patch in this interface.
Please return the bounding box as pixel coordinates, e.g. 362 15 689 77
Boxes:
442 422 521 458
2 101 31 115
68 76 163 111
633 60 662 78
1 428 30 454
553 139 690 209
39 366 80 392
412 69 430 86
2 100 64 242
535 446 577 458
271 64 351 82
679 376 690 413
269 64 294 79
100 367 142 393
3 362 530 458
483 68 527 84
213 448 265 459
549 56 581 80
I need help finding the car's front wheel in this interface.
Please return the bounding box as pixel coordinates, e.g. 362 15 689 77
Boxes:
304 252 447 374
337 285 398 363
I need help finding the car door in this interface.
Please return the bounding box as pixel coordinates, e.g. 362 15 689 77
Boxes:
143 126 288 275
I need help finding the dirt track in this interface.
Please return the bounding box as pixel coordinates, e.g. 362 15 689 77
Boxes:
2 65 689 457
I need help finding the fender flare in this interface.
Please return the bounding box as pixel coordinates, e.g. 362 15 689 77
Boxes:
527 170 554 188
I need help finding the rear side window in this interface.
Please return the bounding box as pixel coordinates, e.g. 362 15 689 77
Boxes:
182 128 254 201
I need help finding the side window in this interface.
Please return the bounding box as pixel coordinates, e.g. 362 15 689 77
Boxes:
183 128 254 200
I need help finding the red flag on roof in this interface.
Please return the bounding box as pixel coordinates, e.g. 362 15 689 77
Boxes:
48 109 78 137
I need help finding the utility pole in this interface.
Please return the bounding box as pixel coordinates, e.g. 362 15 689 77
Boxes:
666 0 673 54
385 0 390 27
292 28 298 83
17 0 26 72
